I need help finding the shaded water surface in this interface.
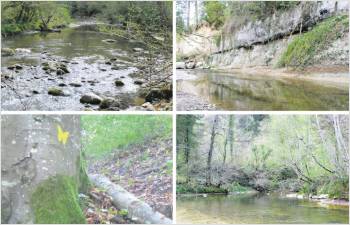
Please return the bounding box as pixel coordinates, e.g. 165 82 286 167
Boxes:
177 194 349 224
176 70 349 110
1 26 145 110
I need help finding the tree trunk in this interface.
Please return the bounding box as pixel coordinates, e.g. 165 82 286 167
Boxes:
185 126 191 183
228 115 234 161
187 1 190 31
195 0 198 26
206 115 218 185
89 174 172 224
1 115 86 224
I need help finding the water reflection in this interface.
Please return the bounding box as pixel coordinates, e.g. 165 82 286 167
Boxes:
177 194 349 224
177 70 348 110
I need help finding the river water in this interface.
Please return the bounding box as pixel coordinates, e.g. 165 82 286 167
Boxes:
177 194 349 224
176 70 349 111
1 26 147 110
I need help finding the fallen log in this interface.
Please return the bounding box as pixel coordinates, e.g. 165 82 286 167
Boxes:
88 174 172 224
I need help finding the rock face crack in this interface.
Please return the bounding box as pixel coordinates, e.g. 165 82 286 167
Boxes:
11 153 37 185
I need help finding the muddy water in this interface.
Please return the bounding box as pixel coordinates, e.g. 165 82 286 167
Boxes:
1 26 146 110
176 70 349 111
177 194 349 224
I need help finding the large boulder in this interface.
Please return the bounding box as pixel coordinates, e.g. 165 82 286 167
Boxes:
1 115 88 224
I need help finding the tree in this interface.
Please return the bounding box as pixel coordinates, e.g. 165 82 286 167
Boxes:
203 1 225 28
206 115 219 185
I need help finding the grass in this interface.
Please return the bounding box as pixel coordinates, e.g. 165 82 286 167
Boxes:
81 115 172 158
278 15 349 69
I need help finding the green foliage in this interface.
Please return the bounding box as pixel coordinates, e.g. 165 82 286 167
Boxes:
31 175 86 224
81 115 172 158
318 178 349 200
203 1 226 28
278 15 349 68
1 2 71 35
177 183 227 194
222 182 251 193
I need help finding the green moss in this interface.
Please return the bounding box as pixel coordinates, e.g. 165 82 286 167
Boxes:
278 15 349 69
77 150 91 194
31 175 86 224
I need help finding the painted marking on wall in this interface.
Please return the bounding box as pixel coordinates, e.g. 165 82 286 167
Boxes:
57 124 69 145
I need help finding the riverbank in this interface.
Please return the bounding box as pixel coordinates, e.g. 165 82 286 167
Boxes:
216 65 349 90
1 24 172 111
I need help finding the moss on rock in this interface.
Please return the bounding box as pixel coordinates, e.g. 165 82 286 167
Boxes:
31 175 86 224
278 15 349 69
77 150 91 194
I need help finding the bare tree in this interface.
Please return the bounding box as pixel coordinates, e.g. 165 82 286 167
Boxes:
206 115 219 185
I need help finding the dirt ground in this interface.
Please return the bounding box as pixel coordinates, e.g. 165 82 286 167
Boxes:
85 137 173 223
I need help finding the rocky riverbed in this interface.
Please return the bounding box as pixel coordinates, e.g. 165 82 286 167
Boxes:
1 25 172 111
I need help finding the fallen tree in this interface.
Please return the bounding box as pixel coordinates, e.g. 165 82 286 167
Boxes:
88 174 172 224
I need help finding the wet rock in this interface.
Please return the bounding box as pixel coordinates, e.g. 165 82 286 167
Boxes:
114 79 125 86
71 61 79 64
105 61 112 65
58 83 67 87
2 48 15 56
69 82 82 87
160 88 172 100
56 69 65 75
48 87 65 96
80 93 103 105
185 61 196 69
141 102 155 111
145 89 162 103
134 79 144 85
133 47 144 52
8 64 23 70
128 71 142 78
99 98 120 110
102 39 116 43
99 68 107 72
32 90 39 94
110 58 117 62
15 48 31 54
145 88 172 103
111 66 119 70
60 59 70 63
176 62 185 69
120 76 125 78
58 64 69 73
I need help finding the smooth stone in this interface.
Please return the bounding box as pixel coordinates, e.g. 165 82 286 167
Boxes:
80 93 103 105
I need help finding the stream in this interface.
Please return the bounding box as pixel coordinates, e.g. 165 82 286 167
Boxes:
177 193 349 224
176 70 349 111
1 25 164 111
